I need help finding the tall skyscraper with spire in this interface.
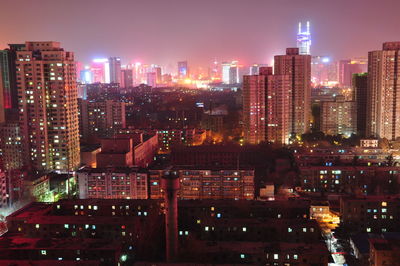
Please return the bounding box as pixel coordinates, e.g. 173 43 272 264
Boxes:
16 41 80 171
297 21 311 55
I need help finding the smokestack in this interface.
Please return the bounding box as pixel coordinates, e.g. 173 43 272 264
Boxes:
161 169 180 262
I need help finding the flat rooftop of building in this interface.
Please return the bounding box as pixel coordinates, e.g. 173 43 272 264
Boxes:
80 144 101 153
77 166 147 174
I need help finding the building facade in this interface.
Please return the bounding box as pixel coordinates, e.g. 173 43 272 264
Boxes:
78 99 126 142
274 48 311 137
320 95 356 137
16 42 80 171
367 42 400 140
150 168 254 200
353 73 368 137
77 168 148 199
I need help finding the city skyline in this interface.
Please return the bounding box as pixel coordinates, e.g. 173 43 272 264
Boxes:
1 0 400 68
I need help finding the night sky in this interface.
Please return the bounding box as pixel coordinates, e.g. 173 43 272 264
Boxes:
1 0 399 67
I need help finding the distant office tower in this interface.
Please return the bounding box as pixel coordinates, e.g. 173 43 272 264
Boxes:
78 99 126 141
146 72 157 87
79 68 93 84
210 60 220 80
274 48 312 137
221 62 231 84
229 64 239 84
121 69 133 88
108 57 121 84
249 64 268 75
338 59 367 87
154 66 162 84
0 44 25 113
353 73 368 137
16 42 80 171
177 61 188 79
367 42 400 140
90 58 107 83
320 95 356 137
297 21 311 55
311 56 338 85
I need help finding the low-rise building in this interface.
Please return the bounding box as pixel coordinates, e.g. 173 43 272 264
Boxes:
150 167 254 200
340 196 400 234
77 167 148 199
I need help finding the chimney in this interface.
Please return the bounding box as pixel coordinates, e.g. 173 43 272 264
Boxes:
161 169 180 262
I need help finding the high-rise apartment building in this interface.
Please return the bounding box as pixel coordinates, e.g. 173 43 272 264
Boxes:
265 73 292 144
16 41 80 171
243 75 266 144
0 44 26 113
243 67 292 144
367 42 400 140
108 57 121 84
320 95 356 137
0 68 4 123
78 99 126 142
274 48 311 137
353 73 368 137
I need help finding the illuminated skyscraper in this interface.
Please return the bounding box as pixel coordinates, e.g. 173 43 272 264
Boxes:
177 61 188 79
274 48 311 137
90 59 107 83
16 42 80 171
221 62 231 84
367 42 400 140
297 21 311 55
109 57 121 84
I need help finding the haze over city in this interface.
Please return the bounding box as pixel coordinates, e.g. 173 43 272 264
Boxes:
1 0 400 68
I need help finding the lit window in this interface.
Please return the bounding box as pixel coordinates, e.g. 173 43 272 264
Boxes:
240 254 245 259
274 254 279 260
382 202 387 207
242 227 247 232
41 250 47 255
64 224 69 229
35 224 40 229
294 254 298 260
367 227 371 232
205 226 209 231
303 228 307 232
288 227 292 233
382 208 387 213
